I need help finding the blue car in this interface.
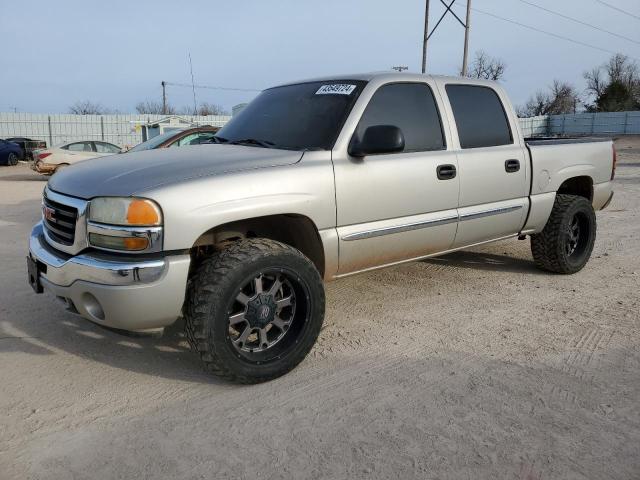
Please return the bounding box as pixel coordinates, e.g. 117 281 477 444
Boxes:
0 139 23 166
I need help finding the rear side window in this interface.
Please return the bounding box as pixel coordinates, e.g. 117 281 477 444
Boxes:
445 85 512 149
94 142 120 153
355 83 445 152
65 142 93 152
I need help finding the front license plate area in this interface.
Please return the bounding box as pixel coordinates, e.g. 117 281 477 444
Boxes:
27 256 43 293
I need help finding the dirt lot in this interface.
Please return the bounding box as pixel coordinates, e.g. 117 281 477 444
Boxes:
1 138 639 480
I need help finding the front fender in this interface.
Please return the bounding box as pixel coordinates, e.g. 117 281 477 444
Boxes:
144 152 336 251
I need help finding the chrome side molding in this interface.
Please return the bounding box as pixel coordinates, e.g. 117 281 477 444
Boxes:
341 214 458 241
341 204 522 241
458 204 523 221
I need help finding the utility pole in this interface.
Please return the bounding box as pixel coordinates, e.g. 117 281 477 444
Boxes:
188 53 197 116
392 66 408 72
420 0 471 76
461 0 472 76
161 81 167 115
421 0 431 73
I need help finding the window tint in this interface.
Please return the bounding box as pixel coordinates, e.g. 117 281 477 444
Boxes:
217 80 366 150
445 85 512 149
66 142 93 152
354 83 445 153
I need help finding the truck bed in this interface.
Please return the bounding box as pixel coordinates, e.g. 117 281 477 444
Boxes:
525 136 612 146
525 135 614 205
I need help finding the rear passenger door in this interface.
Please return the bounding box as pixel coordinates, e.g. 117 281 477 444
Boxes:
440 83 529 248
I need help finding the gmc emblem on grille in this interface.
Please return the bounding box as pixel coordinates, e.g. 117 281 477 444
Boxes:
43 205 55 222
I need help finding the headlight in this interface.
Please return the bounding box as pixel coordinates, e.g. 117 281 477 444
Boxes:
87 197 163 252
89 197 162 226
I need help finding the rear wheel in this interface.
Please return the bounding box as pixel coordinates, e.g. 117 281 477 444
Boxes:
185 238 325 383
7 153 18 166
531 194 596 274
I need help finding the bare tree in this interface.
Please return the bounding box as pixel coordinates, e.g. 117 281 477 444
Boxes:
196 102 228 116
467 50 506 81
68 100 109 115
584 54 640 111
177 105 198 116
584 67 606 99
518 91 550 117
519 80 581 117
135 100 175 115
548 80 581 114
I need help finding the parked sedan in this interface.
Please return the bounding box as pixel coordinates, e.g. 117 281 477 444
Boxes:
0 139 24 166
127 126 219 153
6 137 47 160
32 140 122 175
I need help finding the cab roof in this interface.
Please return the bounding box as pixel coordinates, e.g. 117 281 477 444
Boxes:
272 71 499 89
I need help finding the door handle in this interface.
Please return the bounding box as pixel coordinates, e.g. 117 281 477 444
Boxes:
436 164 457 180
505 159 520 173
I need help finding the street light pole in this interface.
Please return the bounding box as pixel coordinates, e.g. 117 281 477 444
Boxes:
421 0 431 73
461 0 472 76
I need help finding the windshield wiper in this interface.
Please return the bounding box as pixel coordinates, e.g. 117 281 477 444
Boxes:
227 138 276 148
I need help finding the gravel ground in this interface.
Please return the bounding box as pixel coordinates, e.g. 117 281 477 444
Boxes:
1 139 639 480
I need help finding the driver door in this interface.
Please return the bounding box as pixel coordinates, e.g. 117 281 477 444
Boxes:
333 81 460 274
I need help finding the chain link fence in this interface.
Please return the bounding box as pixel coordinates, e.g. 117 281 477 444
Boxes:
520 111 640 138
0 113 232 149
2 111 639 149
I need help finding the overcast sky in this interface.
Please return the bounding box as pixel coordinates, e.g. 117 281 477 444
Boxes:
1 0 638 114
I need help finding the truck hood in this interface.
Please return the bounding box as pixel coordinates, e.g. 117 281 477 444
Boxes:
47 144 304 199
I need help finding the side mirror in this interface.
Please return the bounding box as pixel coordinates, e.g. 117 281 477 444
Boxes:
349 125 405 157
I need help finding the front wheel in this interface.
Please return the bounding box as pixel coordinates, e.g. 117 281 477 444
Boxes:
531 194 596 274
7 153 18 166
185 238 325 383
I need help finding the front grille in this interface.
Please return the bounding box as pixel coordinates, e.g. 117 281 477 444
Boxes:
43 195 78 246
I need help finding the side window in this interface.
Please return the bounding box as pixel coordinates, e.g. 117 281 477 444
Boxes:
190 132 217 145
170 133 197 147
355 83 445 152
445 85 513 149
95 142 120 153
66 142 92 152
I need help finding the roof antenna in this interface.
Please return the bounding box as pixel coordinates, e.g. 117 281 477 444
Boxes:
188 53 197 115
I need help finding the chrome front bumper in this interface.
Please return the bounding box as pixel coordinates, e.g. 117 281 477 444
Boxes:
28 222 191 332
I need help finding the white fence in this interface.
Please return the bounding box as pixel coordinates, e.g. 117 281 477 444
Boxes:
0 113 232 148
2 111 639 148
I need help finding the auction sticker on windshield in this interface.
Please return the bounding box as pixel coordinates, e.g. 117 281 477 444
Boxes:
316 84 357 95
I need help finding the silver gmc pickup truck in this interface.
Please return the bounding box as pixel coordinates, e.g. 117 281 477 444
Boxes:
27 73 615 383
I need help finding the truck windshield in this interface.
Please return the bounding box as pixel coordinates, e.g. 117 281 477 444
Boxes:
216 80 367 151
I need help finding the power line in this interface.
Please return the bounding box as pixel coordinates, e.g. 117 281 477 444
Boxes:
595 0 640 21
164 82 261 93
455 3 640 61
518 0 640 45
